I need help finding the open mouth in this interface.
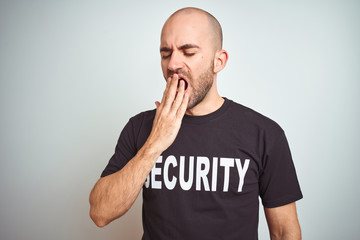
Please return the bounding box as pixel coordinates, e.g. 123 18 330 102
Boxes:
177 78 188 90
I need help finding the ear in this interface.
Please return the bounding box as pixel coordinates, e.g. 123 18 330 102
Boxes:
213 49 228 73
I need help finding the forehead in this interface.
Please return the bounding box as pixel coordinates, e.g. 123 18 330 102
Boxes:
160 13 210 47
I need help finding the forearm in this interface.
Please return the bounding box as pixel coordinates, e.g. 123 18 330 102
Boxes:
265 203 301 240
89 144 161 227
270 228 301 240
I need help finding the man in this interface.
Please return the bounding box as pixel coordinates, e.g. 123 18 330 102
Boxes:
89 7 303 240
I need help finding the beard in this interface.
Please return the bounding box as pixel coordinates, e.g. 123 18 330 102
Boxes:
167 61 215 110
184 62 214 110
186 62 214 110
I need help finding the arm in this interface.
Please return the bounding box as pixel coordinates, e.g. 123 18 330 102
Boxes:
89 75 188 227
264 202 301 240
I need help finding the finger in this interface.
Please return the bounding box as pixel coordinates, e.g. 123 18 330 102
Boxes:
155 101 160 108
171 79 185 114
176 91 189 119
162 74 178 110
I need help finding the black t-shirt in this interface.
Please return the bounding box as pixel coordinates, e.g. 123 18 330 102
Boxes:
101 98 303 240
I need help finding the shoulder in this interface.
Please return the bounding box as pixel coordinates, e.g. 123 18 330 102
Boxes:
129 109 156 124
126 109 156 137
226 98 283 134
120 109 156 149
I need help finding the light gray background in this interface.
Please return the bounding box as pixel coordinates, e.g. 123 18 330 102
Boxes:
1 0 359 239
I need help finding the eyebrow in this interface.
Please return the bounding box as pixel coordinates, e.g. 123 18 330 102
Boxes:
179 44 200 50
160 44 200 52
160 47 172 52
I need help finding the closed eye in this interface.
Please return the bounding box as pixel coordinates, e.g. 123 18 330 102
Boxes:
184 52 195 57
160 47 172 59
161 54 171 59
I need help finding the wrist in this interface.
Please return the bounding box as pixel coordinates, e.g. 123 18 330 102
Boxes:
138 140 163 162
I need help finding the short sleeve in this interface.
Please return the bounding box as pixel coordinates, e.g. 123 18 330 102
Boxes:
100 119 138 177
259 132 303 208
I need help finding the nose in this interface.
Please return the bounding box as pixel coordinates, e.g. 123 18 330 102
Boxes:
167 51 184 72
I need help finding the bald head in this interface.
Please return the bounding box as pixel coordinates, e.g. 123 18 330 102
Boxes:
163 7 223 51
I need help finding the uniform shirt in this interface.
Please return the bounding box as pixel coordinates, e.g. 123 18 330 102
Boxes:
101 98 303 240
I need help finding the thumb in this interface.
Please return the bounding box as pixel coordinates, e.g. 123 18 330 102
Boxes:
155 101 160 108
